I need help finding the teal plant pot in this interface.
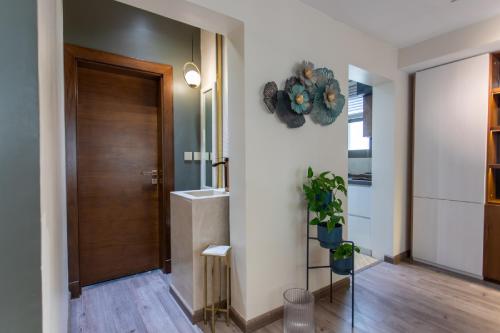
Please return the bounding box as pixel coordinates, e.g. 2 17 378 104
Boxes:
316 191 333 210
317 223 342 249
330 255 353 275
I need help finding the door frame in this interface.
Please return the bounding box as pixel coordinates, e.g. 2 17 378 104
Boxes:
64 44 174 298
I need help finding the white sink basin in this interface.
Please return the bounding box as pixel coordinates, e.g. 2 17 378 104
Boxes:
171 188 229 200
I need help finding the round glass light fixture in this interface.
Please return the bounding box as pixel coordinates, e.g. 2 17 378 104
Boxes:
183 61 201 88
183 32 201 89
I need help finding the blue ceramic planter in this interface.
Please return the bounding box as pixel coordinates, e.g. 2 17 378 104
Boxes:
316 191 333 210
317 223 343 249
314 191 342 249
330 255 353 275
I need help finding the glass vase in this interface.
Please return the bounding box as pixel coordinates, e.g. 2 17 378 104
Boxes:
283 288 315 333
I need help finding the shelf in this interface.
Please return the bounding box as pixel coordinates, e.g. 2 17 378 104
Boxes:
492 88 500 95
491 127 500 132
489 164 500 169
488 198 500 205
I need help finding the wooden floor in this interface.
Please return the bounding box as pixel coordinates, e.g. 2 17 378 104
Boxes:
354 252 379 272
71 262 500 333
70 271 200 333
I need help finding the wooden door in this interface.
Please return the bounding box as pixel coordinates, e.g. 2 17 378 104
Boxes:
77 62 160 285
65 45 174 296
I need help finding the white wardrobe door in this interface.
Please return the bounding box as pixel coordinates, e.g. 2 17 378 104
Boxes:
412 197 439 264
414 54 489 203
413 197 484 277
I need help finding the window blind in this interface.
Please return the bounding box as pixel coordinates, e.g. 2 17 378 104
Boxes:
348 95 363 119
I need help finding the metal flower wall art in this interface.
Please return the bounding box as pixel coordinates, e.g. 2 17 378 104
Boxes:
263 61 345 128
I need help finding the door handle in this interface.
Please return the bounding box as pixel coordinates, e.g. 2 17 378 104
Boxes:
141 170 158 176
141 169 159 184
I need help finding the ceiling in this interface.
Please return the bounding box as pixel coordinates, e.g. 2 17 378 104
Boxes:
300 0 500 47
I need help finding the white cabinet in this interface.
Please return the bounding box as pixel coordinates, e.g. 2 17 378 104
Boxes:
413 197 484 276
348 185 371 218
348 185 372 251
413 54 488 277
414 55 488 203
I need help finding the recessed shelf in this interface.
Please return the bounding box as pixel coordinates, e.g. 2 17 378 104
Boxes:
488 198 500 205
489 164 500 169
491 127 500 132
492 88 500 95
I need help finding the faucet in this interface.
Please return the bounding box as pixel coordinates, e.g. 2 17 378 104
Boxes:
212 157 229 192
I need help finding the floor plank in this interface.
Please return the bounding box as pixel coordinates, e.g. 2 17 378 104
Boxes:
71 263 500 333
70 271 200 333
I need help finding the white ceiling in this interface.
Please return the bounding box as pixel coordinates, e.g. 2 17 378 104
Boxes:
300 0 500 47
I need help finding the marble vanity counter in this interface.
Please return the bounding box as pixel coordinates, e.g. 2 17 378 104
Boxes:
169 189 229 319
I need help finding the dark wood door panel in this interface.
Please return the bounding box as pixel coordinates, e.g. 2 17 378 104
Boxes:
65 44 174 297
77 63 160 286
77 63 159 105
484 204 500 283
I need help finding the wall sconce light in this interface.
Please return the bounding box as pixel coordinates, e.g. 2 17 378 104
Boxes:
183 33 201 88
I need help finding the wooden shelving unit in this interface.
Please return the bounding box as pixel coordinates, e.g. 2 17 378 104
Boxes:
486 54 500 204
484 53 500 284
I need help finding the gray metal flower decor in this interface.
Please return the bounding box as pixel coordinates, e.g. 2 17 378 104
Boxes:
263 61 345 128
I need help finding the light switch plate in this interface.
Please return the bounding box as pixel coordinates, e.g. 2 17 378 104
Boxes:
193 152 201 161
184 152 193 161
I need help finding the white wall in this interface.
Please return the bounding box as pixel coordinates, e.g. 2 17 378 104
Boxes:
201 0 409 319
38 0 69 332
372 82 396 258
399 13 500 71
201 30 216 92
391 72 410 256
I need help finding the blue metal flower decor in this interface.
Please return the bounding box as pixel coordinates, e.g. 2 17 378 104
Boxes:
288 84 311 114
263 61 345 128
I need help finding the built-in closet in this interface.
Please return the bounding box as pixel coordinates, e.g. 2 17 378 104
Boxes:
412 55 490 278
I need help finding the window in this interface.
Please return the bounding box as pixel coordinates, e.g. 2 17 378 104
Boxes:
348 120 370 151
348 92 371 157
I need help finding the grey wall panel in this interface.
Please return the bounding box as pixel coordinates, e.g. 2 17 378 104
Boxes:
64 0 201 190
0 0 42 332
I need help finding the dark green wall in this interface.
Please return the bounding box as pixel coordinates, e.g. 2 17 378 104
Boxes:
63 0 201 190
0 1 42 332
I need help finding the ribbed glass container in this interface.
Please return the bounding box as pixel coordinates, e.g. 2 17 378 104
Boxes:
283 288 315 333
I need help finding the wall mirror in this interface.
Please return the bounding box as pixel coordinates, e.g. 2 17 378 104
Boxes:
200 83 216 188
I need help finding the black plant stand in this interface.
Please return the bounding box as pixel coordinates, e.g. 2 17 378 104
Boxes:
306 210 355 328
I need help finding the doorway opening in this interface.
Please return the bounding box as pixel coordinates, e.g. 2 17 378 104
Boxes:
347 79 376 269
347 65 396 270
41 0 245 331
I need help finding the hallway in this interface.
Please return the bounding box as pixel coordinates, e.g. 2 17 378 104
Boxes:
71 262 500 333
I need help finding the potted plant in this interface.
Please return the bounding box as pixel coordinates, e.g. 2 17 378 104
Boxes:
303 167 347 249
330 243 360 275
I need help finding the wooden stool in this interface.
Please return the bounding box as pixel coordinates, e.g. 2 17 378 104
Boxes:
202 245 231 333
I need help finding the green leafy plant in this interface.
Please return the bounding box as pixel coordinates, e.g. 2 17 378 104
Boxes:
332 243 360 261
302 166 347 232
